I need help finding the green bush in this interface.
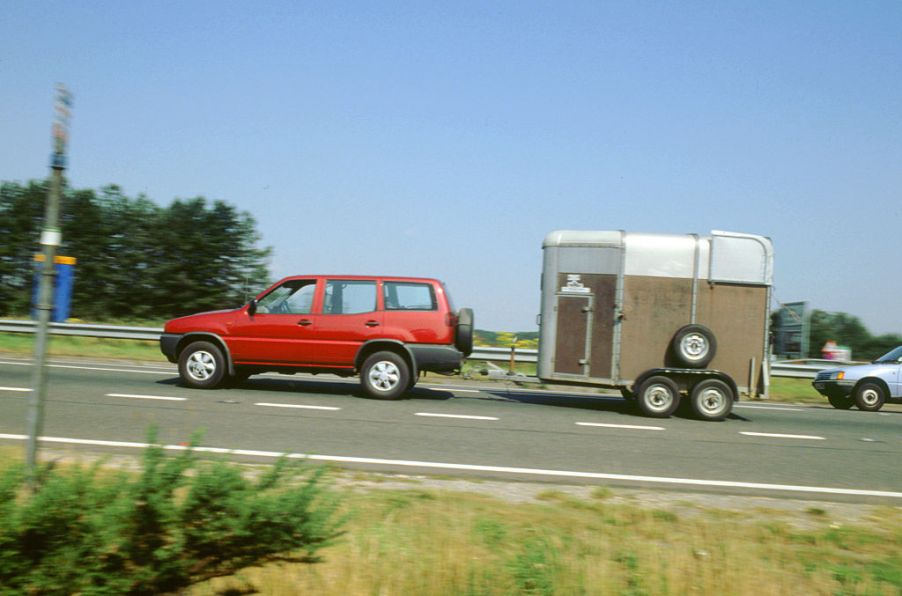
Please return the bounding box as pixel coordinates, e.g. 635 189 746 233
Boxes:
0 433 343 594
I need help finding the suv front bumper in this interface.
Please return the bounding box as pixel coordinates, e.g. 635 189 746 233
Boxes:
160 333 182 363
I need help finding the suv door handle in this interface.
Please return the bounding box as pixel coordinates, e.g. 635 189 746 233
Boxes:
365 320 380 327
297 319 312 326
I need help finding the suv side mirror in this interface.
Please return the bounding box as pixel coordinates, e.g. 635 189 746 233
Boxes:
248 299 257 316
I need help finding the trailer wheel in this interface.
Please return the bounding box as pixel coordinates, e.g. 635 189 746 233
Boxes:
670 324 716 368
455 308 474 356
636 376 680 418
689 379 733 421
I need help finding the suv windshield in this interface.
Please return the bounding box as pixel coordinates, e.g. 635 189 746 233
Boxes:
874 345 902 363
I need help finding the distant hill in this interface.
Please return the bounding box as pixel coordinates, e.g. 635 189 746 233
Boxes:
474 329 538 349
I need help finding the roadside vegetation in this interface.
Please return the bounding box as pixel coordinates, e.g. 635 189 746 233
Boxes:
0 434 343 594
0 445 898 595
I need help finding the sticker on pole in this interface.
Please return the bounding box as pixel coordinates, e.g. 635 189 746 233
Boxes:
40 229 62 246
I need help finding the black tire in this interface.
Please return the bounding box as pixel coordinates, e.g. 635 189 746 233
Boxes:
854 382 886 412
361 351 410 400
636 375 680 418
455 308 474 356
827 394 855 410
689 379 734 421
178 341 227 389
670 324 717 368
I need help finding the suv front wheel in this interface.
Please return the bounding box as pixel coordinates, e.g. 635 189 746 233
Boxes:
361 351 410 400
179 340 226 389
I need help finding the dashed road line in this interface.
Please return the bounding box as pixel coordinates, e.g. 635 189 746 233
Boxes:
415 412 499 421
106 393 187 401
255 402 341 411
0 360 166 375
425 387 482 394
740 431 825 441
577 422 665 431
735 404 804 412
0 387 30 392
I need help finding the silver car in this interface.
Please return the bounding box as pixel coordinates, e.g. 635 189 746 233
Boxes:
812 345 902 411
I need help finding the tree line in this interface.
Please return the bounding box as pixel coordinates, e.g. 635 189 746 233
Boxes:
0 179 271 321
807 310 901 362
2 178 899 360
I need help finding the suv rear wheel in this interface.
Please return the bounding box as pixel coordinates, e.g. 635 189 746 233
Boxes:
361 351 410 400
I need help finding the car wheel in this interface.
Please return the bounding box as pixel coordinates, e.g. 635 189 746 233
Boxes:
669 325 716 368
361 351 410 400
178 341 226 389
689 379 734 421
636 375 680 418
455 308 474 356
854 382 886 412
827 394 855 410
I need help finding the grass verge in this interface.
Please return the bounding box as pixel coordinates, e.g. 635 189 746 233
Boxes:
2 449 899 595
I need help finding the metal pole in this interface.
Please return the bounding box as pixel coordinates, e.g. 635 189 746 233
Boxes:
26 84 72 482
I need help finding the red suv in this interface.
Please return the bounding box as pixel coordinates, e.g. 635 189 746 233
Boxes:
160 275 473 399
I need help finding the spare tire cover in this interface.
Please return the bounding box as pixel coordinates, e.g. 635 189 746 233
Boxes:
455 308 474 356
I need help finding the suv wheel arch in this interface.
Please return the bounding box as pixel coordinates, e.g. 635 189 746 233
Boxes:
177 333 235 376
356 340 417 379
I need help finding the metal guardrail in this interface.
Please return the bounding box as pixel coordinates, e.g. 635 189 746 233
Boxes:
0 319 852 378
0 319 164 341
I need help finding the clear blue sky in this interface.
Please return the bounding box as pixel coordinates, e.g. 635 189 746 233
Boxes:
3 1 901 336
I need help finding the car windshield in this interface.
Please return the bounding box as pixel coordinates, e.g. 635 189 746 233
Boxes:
873 345 902 363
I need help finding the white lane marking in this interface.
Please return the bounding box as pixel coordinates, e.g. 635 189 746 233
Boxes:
0 387 30 392
106 393 186 402
577 422 665 431
415 412 499 421
740 431 825 441
0 360 167 375
1 432 900 499
735 404 804 412
424 387 481 394
255 402 341 411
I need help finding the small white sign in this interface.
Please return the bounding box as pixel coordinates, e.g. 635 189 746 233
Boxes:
40 229 62 246
561 274 590 293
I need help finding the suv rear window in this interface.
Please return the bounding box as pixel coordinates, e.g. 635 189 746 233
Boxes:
324 280 376 314
384 282 437 311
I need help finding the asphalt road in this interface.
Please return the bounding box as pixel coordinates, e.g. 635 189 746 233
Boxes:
1 356 900 502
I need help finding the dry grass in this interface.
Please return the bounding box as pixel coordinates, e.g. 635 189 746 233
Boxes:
191 482 902 596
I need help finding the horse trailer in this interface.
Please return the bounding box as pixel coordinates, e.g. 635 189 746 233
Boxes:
537 230 773 420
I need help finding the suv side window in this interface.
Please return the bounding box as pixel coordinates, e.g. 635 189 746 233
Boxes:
256 279 316 314
324 280 376 314
384 282 437 311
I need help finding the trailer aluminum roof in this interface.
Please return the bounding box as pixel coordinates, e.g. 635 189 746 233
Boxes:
543 230 774 285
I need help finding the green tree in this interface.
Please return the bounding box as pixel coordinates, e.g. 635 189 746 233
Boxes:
808 309 900 361
0 180 271 320
149 197 271 317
